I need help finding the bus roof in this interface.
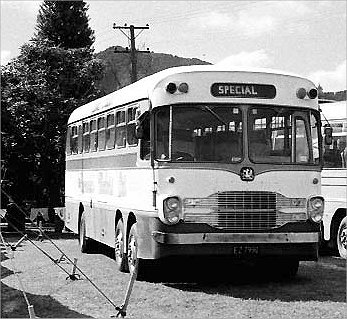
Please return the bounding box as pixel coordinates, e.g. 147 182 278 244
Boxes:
68 65 318 124
319 100 347 121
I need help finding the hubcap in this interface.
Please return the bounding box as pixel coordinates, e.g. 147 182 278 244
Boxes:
80 220 85 244
115 230 123 262
339 224 347 250
128 234 137 273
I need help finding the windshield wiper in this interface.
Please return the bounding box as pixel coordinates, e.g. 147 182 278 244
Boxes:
202 105 229 127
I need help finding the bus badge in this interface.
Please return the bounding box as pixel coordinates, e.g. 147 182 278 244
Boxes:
240 167 255 181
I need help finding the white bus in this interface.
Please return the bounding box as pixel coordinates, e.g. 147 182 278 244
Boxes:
320 100 347 258
65 65 325 278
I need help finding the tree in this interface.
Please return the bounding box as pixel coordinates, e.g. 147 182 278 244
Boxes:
1 1 105 209
35 0 94 49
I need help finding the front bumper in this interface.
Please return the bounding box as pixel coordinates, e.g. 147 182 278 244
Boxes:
148 231 319 261
152 231 318 245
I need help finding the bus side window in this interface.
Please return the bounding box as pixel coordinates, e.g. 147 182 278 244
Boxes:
90 119 98 152
106 113 115 149
71 126 78 154
83 122 90 152
78 125 83 153
66 126 72 155
98 117 106 151
127 107 138 146
116 110 126 148
140 113 150 160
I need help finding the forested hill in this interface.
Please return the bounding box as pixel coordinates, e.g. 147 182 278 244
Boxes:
95 46 211 94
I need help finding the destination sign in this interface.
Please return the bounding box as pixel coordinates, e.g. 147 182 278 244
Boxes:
211 83 276 99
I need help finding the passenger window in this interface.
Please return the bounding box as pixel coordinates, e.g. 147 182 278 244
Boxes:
98 117 106 151
78 125 83 153
127 107 138 146
140 112 150 160
83 122 90 152
71 126 78 154
66 127 72 155
116 110 126 148
90 119 98 152
106 113 115 149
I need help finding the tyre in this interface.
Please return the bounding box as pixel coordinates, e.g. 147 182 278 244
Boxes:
54 215 64 233
277 259 299 279
337 216 347 259
79 213 93 253
115 219 128 272
127 223 147 280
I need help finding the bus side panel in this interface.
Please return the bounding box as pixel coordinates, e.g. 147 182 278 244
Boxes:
65 168 84 234
79 167 155 248
321 168 347 240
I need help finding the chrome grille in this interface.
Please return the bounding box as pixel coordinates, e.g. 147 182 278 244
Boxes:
183 191 307 231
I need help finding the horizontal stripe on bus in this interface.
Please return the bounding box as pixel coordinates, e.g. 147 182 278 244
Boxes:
322 184 347 187
321 176 347 179
66 153 138 170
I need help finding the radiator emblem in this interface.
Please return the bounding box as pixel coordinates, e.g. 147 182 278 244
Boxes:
240 167 255 181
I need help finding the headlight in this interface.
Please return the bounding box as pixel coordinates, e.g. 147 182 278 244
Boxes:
307 196 324 223
163 197 181 224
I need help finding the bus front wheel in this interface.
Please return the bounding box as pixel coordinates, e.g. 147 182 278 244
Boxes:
337 216 347 259
115 219 128 272
258 258 299 280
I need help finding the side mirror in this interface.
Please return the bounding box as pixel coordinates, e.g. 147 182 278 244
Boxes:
324 125 333 145
135 122 144 139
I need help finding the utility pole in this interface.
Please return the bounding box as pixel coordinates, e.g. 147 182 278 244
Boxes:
113 24 150 83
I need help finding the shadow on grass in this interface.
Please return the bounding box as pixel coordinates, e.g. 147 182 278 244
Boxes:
78 240 115 260
1 250 93 318
142 256 346 303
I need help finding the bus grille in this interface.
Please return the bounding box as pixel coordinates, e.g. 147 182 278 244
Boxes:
183 191 306 231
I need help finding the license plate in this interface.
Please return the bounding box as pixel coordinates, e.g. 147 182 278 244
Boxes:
233 246 259 255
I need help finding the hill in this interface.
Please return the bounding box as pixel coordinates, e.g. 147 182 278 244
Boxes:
95 46 211 94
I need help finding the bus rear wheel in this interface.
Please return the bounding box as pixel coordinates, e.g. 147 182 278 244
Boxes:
115 219 128 272
337 216 347 259
127 223 147 280
79 213 93 253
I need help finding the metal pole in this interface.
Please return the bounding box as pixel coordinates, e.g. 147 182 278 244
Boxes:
130 25 137 83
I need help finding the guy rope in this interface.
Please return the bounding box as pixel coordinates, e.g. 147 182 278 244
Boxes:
1 189 139 317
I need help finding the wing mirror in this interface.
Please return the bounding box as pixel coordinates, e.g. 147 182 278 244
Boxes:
324 125 333 145
135 122 144 139
135 112 150 140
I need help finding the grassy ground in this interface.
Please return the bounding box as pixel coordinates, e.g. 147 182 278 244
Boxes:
1 234 346 318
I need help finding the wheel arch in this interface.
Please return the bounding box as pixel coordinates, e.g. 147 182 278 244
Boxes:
126 212 137 243
78 202 84 234
331 208 347 240
115 209 123 226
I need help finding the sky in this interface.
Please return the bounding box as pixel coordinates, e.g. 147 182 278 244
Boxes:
1 0 346 92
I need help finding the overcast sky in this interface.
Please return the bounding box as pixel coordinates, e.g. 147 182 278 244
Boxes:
1 1 346 91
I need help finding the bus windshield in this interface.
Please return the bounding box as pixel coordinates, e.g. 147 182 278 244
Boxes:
155 104 320 164
155 105 243 163
248 107 320 164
